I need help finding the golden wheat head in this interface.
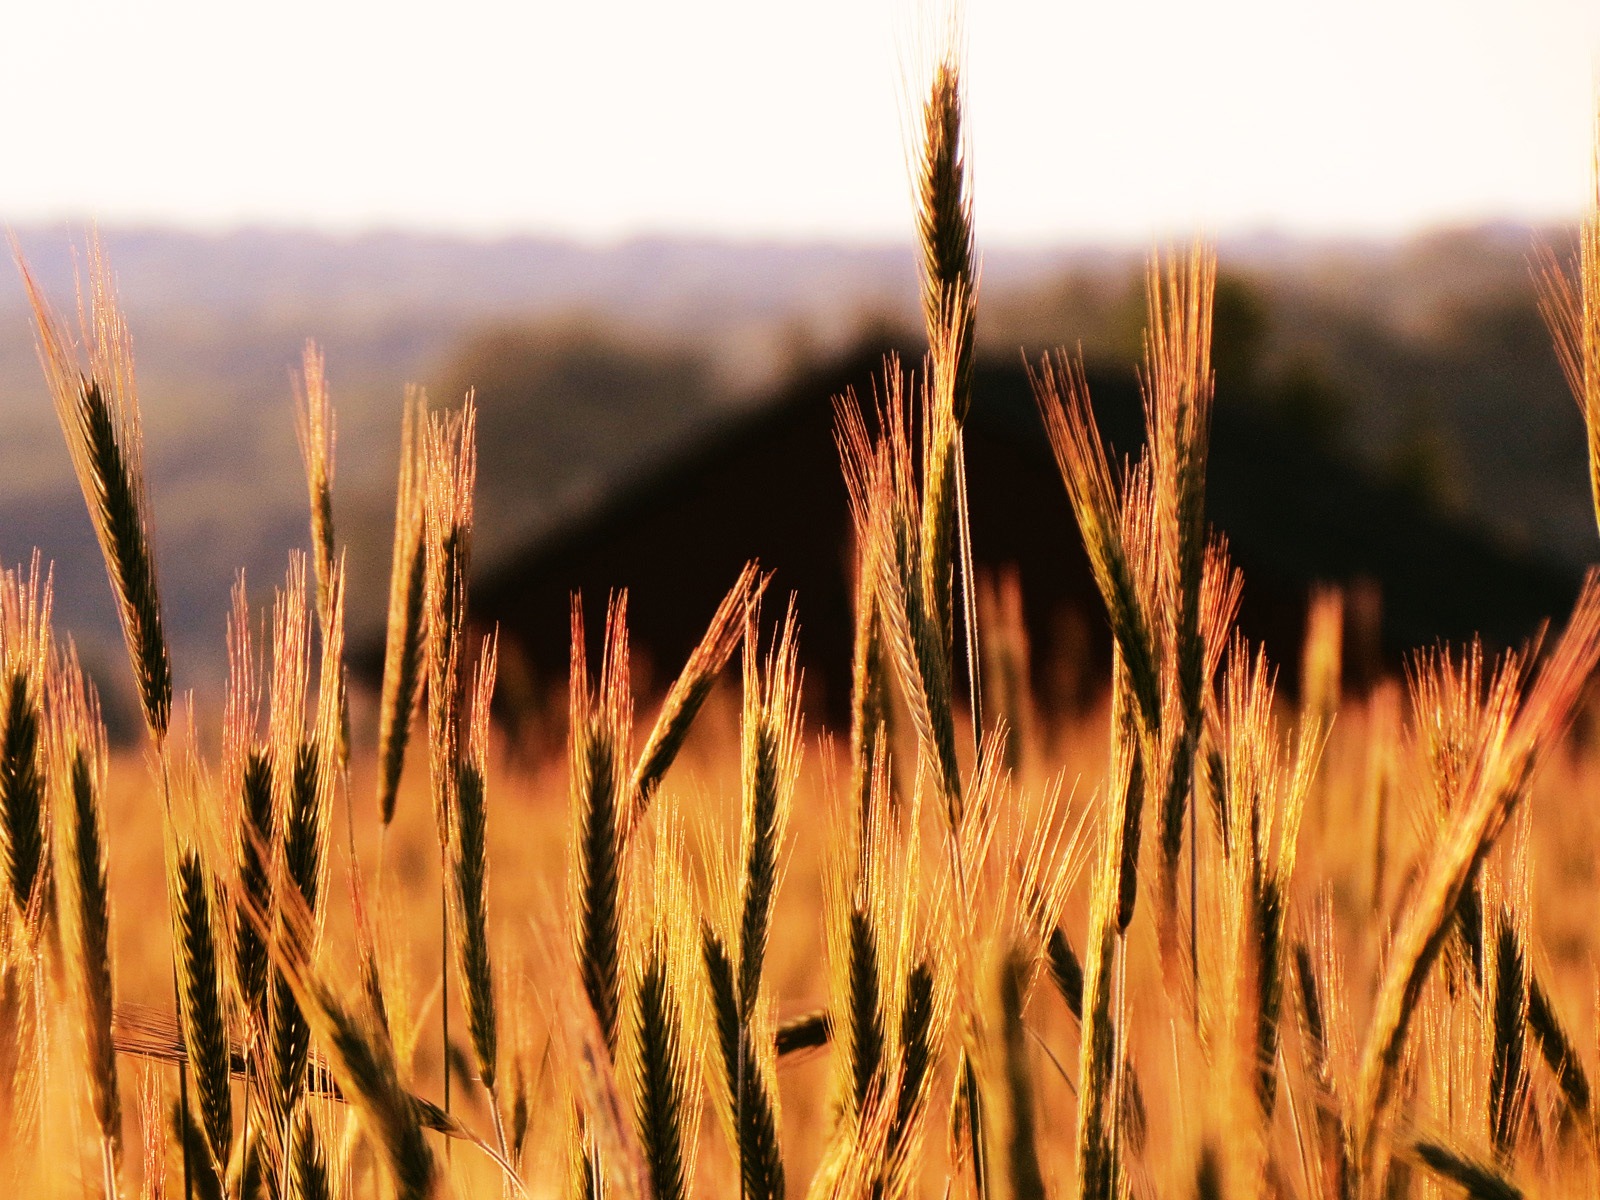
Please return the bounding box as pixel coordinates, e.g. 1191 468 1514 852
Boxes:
17 239 173 743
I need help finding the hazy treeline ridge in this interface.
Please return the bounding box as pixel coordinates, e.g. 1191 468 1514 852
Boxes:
0 223 1581 721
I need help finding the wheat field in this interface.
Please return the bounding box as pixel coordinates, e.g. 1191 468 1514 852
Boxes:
5 35 1600 1200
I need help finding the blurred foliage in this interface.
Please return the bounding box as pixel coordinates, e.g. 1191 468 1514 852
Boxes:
985 244 1585 552
437 317 724 558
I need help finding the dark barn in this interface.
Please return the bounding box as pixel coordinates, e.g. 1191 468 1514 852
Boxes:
471 340 1582 730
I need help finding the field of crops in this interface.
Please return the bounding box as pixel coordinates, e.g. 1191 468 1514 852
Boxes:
5 33 1600 1200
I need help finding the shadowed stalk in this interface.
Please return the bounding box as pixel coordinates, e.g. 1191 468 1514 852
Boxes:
997 950 1046 1200
1076 833 1124 1200
1194 1145 1224 1200
977 569 1032 775
173 1099 224 1200
1300 587 1344 732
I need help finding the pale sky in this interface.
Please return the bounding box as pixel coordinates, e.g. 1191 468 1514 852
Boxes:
3 0 1599 245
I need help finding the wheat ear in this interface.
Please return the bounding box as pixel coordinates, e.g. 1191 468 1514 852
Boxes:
52 648 122 1193
625 830 701 1200
168 844 232 1179
1353 578 1600 1168
18 241 172 744
376 388 430 826
916 43 976 425
625 562 763 840
449 635 501 1129
1486 902 1530 1160
249 878 438 1200
422 396 476 1127
702 924 785 1200
1412 1138 1523 1200
1537 120 1600 536
571 593 632 1053
736 600 802 1019
0 558 53 932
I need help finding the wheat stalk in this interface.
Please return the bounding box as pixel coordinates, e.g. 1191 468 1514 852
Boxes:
1074 824 1124 1200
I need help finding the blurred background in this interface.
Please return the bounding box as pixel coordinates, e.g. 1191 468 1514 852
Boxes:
4 0 1600 737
